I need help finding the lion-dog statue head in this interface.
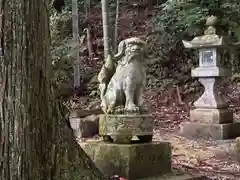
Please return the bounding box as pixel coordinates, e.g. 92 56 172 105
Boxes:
114 37 149 65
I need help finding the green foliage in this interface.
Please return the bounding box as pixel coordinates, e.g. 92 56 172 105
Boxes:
50 10 73 96
155 0 240 39
61 0 101 12
50 8 86 97
150 0 240 82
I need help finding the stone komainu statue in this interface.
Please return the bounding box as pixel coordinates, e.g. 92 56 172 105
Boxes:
98 37 149 114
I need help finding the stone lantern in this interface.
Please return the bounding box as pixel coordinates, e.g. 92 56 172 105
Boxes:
180 15 240 140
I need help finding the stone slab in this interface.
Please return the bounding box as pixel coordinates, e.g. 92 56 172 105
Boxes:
80 141 171 180
190 108 233 124
99 114 154 136
180 122 240 140
69 114 99 138
69 108 103 118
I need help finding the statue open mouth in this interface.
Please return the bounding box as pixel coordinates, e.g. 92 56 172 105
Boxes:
130 50 141 54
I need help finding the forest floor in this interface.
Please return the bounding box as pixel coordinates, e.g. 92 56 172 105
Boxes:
148 87 240 180
150 84 240 180
73 4 240 180
75 83 240 180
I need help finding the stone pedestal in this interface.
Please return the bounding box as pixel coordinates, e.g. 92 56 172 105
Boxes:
99 114 154 143
190 108 233 124
180 121 240 140
180 92 240 140
80 141 172 180
179 72 240 139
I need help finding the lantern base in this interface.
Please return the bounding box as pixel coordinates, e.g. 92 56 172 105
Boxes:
180 122 240 140
190 108 233 124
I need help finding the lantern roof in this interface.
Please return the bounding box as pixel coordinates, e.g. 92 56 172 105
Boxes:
182 16 232 49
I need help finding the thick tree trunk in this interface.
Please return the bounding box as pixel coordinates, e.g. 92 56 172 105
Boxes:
0 1 105 180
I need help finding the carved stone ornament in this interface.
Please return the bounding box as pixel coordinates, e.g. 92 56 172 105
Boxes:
182 16 228 48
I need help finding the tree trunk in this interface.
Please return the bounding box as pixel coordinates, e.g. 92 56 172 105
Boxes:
85 0 94 57
0 0 3 56
0 1 105 180
72 0 81 89
113 0 119 54
101 0 110 59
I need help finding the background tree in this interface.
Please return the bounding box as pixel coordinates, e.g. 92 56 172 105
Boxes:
72 0 81 89
102 0 110 59
0 0 104 179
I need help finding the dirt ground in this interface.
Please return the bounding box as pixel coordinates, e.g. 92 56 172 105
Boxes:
74 83 240 180
147 84 240 180
154 130 239 180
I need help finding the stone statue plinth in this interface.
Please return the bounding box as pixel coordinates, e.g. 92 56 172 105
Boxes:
99 114 154 143
80 141 172 180
180 16 240 140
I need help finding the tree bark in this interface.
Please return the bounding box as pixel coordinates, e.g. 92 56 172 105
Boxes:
113 0 119 54
85 0 94 57
101 0 110 59
72 0 81 89
0 1 105 180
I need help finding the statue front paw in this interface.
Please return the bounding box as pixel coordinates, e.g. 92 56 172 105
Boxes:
106 108 114 114
125 103 140 113
101 101 108 113
106 103 116 114
114 106 125 114
139 105 149 113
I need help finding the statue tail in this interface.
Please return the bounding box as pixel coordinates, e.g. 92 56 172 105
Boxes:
98 55 115 113
98 82 108 113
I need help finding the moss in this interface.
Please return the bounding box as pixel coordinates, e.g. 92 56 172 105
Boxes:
99 114 107 135
99 114 154 136
80 141 172 180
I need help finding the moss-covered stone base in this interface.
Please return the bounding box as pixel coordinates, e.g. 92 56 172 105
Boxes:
180 122 240 140
99 114 154 143
80 141 171 180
